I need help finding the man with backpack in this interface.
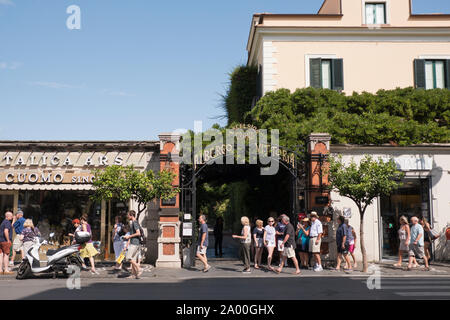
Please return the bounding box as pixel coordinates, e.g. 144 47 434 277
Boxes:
123 210 143 279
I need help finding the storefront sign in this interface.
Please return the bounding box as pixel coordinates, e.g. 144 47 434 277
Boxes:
392 155 433 171
0 154 124 167
0 172 95 184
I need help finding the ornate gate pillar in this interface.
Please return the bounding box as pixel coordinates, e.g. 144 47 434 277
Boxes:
307 133 334 259
156 133 181 268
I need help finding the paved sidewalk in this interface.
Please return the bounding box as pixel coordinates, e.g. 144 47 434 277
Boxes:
1 259 448 281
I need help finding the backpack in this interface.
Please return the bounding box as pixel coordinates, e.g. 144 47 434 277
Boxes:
131 221 146 245
118 224 126 237
138 225 146 245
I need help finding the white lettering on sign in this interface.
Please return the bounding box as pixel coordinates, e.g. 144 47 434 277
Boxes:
16 157 25 166
3 156 12 165
114 156 123 165
0 154 130 168
99 156 108 166
381 155 433 171
63 157 73 166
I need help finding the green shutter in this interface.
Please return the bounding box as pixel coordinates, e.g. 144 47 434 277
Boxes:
445 60 450 89
310 58 322 88
331 59 344 91
414 59 426 89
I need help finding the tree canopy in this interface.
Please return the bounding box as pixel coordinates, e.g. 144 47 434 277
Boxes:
247 87 450 149
91 165 178 218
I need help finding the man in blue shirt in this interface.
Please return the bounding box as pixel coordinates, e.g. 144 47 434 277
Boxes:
335 216 352 271
11 210 26 266
196 215 211 272
0 212 14 275
408 216 429 271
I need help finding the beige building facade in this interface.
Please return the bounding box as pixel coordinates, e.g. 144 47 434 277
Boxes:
330 144 450 262
247 0 450 95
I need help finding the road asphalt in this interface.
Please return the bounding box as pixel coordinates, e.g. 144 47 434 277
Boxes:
0 259 449 300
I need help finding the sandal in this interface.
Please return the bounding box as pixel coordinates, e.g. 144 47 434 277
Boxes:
393 263 402 268
293 270 301 275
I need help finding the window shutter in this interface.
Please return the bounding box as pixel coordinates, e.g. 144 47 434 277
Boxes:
331 59 344 91
445 60 450 89
414 59 426 89
310 58 322 88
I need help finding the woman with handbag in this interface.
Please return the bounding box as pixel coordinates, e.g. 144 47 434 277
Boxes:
296 217 311 269
394 216 410 268
420 217 440 263
78 214 99 275
112 215 125 270
252 220 265 269
21 219 40 255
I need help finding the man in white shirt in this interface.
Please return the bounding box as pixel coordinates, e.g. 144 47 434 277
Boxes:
309 212 323 272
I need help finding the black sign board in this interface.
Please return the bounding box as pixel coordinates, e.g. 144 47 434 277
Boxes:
162 196 176 206
315 196 329 205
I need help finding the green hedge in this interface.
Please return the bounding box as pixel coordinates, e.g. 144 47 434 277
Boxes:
247 87 449 147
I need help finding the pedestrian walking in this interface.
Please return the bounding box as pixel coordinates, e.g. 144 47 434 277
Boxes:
264 217 276 271
196 215 211 272
10 210 25 266
296 217 310 269
276 216 301 275
345 220 357 269
394 216 410 268
214 216 224 257
252 219 265 269
0 212 14 275
275 214 287 267
407 216 429 271
78 213 100 275
309 212 323 272
21 219 40 255
123 210 143 279
335 216 352 271
419 217 432 263
232 216 251 273
113 215 125 270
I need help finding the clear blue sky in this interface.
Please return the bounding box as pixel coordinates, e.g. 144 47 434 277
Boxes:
0 0 449 141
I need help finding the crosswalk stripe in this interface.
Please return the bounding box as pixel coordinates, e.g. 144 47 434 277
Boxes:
381 286 450 290
395 292 450 297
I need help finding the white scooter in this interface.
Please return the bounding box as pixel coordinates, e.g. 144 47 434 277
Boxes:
16 231 90 280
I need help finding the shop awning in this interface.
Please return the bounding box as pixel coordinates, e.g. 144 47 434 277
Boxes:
0 184 93 191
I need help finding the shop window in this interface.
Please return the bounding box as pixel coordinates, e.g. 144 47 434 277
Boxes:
380 178 430 259
18 190 101 246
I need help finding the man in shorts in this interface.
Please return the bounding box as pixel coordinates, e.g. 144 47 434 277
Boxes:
335 216 352 271
11 210 25 266
309 212 323 272
196 215 211 272
276 216 301 275
123 210 143 279
408 216 429 271
0 212 14 275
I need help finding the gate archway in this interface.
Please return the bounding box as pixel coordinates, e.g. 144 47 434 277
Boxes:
179 144 307 267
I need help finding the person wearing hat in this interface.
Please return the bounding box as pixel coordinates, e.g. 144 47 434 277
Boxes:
10 210 25 266
296 217 311 269
68 219 80 244
309 212 323 272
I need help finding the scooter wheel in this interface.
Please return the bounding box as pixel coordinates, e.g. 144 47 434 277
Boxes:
16 261 31 280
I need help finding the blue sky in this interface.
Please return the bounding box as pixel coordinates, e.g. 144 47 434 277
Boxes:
0 0 449 141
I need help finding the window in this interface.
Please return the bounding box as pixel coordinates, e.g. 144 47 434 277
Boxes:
365 3 386 24
309 58 343 91
414 59 450 89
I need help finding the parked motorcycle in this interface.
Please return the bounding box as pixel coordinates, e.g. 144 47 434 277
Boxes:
16 231 90 280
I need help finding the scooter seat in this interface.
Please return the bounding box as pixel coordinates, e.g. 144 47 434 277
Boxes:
46 247 69 256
